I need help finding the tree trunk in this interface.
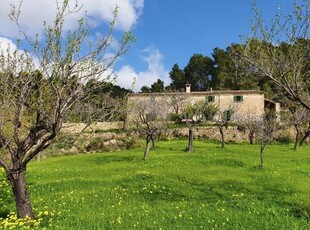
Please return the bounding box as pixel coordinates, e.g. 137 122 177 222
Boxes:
219 126 225 148
293 124 300 150
260 144 265 167
151 136 156 149
143 135 151 159
299 128 310 146
35 152 41 161
249 131 254 145
7 167 35 219
123 117 128 130
187 127 194 152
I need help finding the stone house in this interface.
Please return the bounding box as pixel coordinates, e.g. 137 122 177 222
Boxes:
126 84 280 123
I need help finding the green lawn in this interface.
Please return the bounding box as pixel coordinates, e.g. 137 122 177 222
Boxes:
1 140 310 229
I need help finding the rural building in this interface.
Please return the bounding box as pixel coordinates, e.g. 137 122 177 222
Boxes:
126 84 280 123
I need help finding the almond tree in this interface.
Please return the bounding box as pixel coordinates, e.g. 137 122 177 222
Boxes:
235 0 310 112
215 106 236 148
0 0 133 219
129 95 168 159
169 94 186 115
256 111 278 167
288 106 310 150
238 115 261 144
299 122 310 146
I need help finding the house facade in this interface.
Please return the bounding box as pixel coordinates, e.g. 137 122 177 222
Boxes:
126 84 280 123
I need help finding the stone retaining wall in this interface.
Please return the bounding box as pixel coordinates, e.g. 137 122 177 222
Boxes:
62 122 124 134
61 122 304 144
164 126 249 142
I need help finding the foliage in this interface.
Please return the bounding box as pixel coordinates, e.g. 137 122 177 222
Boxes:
85 136 139 152
180 101 216 123
183 54 215 91
167 64 186 91
1 141 309 229
150 79 165 92
141 79 165 93
140 85 151 93
180 100 217 152
167 54 216 92
213 46 257 90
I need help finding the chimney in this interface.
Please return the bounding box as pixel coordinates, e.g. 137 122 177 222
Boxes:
185 84 191 93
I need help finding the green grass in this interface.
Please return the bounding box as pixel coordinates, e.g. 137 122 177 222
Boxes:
1 140 310 229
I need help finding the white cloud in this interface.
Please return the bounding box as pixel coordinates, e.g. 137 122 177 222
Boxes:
114 46 170 92
0 37 40 72
0 1 171 93
0 37 18 54
0 0 144 38
0 36 170 92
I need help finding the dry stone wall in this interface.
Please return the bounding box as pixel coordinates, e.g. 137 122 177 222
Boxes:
164 126 249 142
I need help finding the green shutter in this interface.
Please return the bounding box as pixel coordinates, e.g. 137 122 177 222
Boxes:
206 96 215 102
224 109 232 121
234 95 243 102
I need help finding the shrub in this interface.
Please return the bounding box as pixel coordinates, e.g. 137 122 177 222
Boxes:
169 113 183 124
121 137 140 149
86 137 109 152
275 132 293 144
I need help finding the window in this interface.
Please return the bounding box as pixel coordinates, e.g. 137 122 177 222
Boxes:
233 95 243 102
206 95 215 103
224 109 232 121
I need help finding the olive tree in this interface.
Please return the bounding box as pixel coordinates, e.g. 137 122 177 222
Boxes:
180 101 214 152
0 0 133 219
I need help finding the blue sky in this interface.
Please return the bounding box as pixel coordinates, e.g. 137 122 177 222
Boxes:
115 0 295 91
0 0 297 91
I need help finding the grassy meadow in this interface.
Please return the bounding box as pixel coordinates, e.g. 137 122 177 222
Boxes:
1 140 310 229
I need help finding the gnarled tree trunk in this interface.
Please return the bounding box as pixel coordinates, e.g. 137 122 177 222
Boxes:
7 167 35 219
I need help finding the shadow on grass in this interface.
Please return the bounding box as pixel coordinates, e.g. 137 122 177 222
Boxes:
88 155 138 165
290 203 310 219
0 209 10 219
211 158 245 167
114 172 251 204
